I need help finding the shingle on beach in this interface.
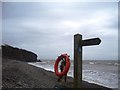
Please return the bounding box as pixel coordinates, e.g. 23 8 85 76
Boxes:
2 58 113 89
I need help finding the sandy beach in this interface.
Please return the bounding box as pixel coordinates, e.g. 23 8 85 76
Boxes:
2 58 113 89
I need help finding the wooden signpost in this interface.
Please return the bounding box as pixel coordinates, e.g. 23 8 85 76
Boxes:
74 34 101 88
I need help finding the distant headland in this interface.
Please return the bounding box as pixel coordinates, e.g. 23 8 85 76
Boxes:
2 44 40 62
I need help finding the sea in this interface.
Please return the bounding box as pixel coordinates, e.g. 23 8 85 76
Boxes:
28 60 119 88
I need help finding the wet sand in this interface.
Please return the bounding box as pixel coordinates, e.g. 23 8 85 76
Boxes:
2 58 113 89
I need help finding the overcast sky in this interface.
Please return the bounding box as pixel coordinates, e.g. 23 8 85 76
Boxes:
2 1 118 60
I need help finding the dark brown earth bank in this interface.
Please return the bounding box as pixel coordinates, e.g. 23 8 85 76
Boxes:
2 58 114 90
2 45 37 62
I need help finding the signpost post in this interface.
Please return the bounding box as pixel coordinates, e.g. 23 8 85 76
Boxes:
74 34 82 88
74 34 101 88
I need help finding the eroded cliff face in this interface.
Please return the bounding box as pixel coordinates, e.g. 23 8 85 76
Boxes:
2 45 37 62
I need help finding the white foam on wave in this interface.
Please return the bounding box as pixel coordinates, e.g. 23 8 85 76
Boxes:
83 70 118 88
28 63 54 72
89 62 94 65
114 63 120 66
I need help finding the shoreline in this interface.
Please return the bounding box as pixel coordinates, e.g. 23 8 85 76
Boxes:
28 62 110 88
2 58 114 89
28 60 118 89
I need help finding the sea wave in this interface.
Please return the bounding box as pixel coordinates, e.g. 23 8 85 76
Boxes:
28 60 118 88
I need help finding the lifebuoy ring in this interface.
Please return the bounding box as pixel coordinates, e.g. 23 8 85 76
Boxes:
54 54 70 77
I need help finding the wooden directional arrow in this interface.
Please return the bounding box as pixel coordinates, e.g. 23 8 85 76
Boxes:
82 38 101 46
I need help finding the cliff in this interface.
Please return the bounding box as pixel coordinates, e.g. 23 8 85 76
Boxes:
2 44 37 62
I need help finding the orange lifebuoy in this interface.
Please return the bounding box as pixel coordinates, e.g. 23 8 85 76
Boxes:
54 54 70 77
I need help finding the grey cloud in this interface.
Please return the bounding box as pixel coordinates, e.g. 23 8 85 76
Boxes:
2 2 118 60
